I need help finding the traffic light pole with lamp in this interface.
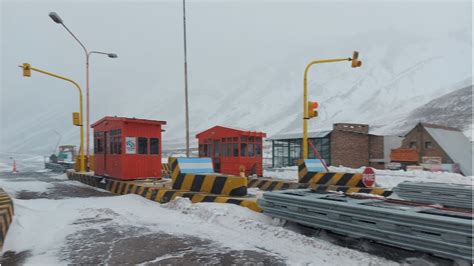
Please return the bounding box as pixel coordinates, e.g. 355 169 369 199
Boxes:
302 51 362 159
19 63 86 172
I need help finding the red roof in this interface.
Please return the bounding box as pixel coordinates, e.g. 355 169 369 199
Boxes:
196 125 266 138
91 116 167 128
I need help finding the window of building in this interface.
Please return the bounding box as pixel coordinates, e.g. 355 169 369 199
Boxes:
206 144 212 157
138 137 148 154
240 143 247 157
248 143 255 157
233 143 239 157
409 141 417 149
425 141 433 149
213 141 220 157
150 138 159 154
94 132 105 154
256 144 262 157
199 144 205 157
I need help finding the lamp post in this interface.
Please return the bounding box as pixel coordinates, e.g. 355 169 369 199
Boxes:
19 63 86 172
48 12 117 170
182 0 190 157
302 51 362 159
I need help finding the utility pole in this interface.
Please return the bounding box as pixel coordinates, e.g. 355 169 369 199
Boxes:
182 0 190 157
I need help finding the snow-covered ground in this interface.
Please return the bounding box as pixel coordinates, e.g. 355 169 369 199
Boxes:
0 156 396 265
264 165 473 189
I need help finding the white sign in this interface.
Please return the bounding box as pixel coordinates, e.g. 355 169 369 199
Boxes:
125 137 136 154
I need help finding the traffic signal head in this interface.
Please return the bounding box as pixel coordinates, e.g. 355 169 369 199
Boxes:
72 112 81 126
22 63 31 77
351 51 362 68
307 101 319 119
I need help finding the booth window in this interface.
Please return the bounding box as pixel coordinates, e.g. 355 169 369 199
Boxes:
240 143 247 157
199 145 205 157
108 129 122 154
94 132 105 154
150 138 159 154
138 137 148 154
233 143 239 157
213 141 220 157
256 144 262 157
248 143 255 157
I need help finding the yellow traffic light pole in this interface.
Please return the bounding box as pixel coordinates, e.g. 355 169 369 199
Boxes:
303 52 362 159
18 63 86 172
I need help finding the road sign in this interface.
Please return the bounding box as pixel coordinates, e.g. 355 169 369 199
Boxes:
362 167 375 187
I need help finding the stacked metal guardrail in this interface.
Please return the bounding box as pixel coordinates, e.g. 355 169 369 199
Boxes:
258 189 473 261
393 182 473 209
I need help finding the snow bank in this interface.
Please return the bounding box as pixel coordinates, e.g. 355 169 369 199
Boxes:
264 166 298 181
263 165 473 189
329 166 473 189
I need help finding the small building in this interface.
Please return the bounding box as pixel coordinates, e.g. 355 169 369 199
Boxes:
196 126 266 176
401 122 472 176
92 116 166 180
268 123 402 169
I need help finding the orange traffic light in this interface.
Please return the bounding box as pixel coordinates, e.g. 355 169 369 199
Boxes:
351 51 362 68
22 63 31 77
308 101 319 119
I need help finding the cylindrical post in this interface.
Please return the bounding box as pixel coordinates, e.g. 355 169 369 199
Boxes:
303 70 309 159
86 54 90 170
183 0 190 157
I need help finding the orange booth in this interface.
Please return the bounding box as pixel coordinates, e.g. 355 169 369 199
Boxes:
196 126 266 176
92 116 166 180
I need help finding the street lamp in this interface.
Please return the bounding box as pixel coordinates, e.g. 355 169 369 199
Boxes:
182 0 190 157
48 11 117 170
19 63 86 172
302 51 362 159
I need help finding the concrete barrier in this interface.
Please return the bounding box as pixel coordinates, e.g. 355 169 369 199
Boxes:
247 178 309 191
169 157 247 196
298 159 365 186
67 171 259 212
0 188 14 251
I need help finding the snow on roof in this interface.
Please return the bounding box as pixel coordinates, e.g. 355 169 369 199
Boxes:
425 127 472 176
268 130 332 140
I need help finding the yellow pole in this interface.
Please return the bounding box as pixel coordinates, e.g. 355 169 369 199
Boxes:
18 64 86 172
303 57 351 159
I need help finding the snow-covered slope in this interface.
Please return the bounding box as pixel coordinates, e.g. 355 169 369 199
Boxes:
1 29 472 153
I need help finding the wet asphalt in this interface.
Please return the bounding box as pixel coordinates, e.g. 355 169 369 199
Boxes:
0 170 284 265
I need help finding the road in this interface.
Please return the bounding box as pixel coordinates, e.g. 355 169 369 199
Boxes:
0 169 284 265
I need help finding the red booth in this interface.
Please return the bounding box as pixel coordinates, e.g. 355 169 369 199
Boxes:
92 116 166 180
196 126 266 176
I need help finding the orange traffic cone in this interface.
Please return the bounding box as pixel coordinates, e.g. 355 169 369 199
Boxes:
12 160 17 174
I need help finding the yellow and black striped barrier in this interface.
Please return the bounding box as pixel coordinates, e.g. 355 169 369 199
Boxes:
67 171 260 212
0 188 14 251
161 162 171 177
247 178 309 191
169 157 247 196
298 159 365 187
310 184 392 197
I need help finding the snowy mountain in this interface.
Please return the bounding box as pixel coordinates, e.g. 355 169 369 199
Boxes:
384 85 472 137
1 29 472 153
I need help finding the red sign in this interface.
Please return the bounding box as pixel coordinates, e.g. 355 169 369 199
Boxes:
362 167 375 187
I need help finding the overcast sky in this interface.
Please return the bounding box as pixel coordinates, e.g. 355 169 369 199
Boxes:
0 0 471 152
